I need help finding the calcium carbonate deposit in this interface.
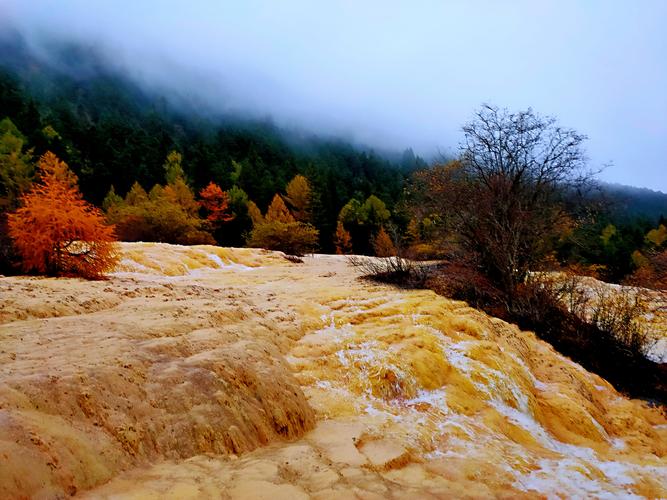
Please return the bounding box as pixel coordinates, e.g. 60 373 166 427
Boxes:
1 242 665 498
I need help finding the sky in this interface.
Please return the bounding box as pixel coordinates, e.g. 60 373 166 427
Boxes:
2 0 666 191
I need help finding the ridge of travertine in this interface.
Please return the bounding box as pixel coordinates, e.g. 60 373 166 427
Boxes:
0 242 665 498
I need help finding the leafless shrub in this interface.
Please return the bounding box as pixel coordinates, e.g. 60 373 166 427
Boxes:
510 275 665 402
347 254 432 288
537 274 655 357
346 222 434 287
588 286 654 356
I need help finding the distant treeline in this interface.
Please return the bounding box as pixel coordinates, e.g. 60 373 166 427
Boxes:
0 37 425 252
1 36 666 286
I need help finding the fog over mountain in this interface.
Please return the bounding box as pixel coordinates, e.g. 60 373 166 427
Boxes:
2 0 666 190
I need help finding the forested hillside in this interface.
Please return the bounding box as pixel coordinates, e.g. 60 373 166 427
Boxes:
600 182 667 222
1 33 666 282
0 34 424 251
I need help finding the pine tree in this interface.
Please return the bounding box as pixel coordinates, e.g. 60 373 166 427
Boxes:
102 185 123 212
0 118 34 273
163 150 186 184
338 195 391 255
8 152 118 278
0 118 34 212
220 186 252 247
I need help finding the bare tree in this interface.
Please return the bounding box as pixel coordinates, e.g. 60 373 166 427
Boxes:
418 105 591 299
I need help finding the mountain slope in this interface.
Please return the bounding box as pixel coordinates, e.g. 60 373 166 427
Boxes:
0 34 421 250
600 182 667 222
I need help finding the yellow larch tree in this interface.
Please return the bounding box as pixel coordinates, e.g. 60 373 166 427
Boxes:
8 152 118 278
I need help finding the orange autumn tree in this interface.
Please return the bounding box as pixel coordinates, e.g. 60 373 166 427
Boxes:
8 152 118 279
283 174 312 222
372 226 397 257
334 221 352 255
199 182 234 224
247 200 264 226
265 194 295 223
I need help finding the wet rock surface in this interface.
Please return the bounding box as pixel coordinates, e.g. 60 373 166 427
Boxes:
1 242 665 498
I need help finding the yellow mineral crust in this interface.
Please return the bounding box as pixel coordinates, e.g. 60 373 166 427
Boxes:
0 242 665 498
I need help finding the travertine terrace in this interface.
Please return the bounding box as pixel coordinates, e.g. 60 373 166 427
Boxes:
1 242 666 498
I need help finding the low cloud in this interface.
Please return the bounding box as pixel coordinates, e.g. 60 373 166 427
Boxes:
2 0 666 189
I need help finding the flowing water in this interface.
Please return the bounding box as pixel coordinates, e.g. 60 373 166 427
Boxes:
0 243 665 498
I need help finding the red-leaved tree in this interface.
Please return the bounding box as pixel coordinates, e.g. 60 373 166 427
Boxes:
199 182 234 224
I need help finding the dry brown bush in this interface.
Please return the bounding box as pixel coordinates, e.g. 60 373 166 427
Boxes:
536 274 655 357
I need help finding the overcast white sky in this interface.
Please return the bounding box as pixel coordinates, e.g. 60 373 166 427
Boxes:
3 0 666 190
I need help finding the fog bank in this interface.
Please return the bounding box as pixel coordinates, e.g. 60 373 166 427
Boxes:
2 1 666 190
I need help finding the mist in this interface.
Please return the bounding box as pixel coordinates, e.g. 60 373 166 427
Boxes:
2 0 666 190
